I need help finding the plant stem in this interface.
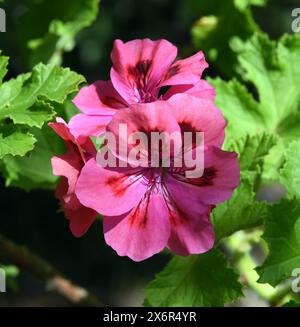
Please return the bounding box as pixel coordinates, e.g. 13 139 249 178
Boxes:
0 233 104 307
225 231 293 306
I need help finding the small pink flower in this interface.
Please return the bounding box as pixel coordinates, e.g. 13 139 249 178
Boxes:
70 38 215 138
49 118 98 237
75 95 240 261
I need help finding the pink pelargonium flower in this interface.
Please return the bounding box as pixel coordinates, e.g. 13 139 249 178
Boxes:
75 94 240 261
49 118 98 237
69 38 215 138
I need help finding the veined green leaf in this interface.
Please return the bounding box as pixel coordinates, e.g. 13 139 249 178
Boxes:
145 248 243 307
256 199 300 287
211 32 300 180
280 140 300 199
213 175 269 240
1 126 65 190
0 127 36 159
0 61 84 160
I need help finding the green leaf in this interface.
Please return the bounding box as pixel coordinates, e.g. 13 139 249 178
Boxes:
256 199 300 287
234 33 300 127
0 54 8 84
210 78 266 141
212 133 274 240
25 63 86 103
212 32 300 138
211 32 300 180
213 175 269 240
0 56 84 189
51 93 80 122
145 249 243 307
0 100 54 129
0 61 84 159
19 0 100 67
283 301 300 307
280 140 300 199
0 127 36 159
277 112 300 143
227 133 277 172
0 64 84 128
1 126 65 190
190 0 264 76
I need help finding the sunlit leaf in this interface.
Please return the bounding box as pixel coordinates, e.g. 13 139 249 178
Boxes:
145 249 243 307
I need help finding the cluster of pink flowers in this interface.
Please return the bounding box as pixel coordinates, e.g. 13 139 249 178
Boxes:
49 39 240 261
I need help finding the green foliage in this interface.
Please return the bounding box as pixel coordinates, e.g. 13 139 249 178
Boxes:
210 77 265 141
212 32 300 139
0 54 8 83
145 249 243 307
1 126 65 190
0 61 85 111
213 133 275 240
256 199 300 287
19 0 100 67
190 0 265 76
233 33 300 127
213 176 269 241
228 133 277 172
254 140 300 288
211 32 300 180
280 140 300 199
209 31 300 296
283 301 300 307
0 126 36 159
0 54 85 189
0 57 84 158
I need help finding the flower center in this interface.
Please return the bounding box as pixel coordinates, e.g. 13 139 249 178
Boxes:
127 60 157 103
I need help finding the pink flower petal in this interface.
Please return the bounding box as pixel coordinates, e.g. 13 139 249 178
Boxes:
52 149 84 209
69 113 113 138
103 192 171 261
160 51 208 87
51 149 82 192
167 94 226 148
55 176 70 205
164 166 215 255
76 158 149 216
163 80 216 101
164 176 208 217
54 170 98 238
167 202 214 256
72 80 127 115
49 117 76 144
50 118 99 237
106 100 182 163
167 146 240 205
110 39 177 103
66 206 98 238
49 117 95 157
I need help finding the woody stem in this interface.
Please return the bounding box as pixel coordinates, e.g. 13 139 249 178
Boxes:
0 233 104 307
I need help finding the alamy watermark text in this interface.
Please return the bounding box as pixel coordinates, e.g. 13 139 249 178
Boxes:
0 8 6 33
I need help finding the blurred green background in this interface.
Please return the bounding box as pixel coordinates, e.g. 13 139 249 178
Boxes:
0 0 299 306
